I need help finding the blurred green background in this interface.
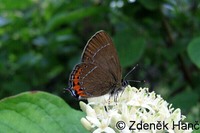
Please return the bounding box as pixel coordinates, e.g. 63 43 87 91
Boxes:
0 0 199 123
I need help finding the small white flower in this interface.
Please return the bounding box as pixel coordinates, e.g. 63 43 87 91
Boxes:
80 85 192 133
80 117 92 131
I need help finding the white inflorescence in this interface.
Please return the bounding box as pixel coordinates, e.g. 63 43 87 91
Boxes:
80 85 192 133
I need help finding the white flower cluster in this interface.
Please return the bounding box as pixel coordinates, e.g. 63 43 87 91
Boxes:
80 86 192 133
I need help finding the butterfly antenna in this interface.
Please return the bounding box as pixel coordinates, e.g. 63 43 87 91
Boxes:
124 64 139 80
127 79 146 83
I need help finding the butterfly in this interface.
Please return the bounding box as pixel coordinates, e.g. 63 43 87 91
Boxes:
66 30 128 99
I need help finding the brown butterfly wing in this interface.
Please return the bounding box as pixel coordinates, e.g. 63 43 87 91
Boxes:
81 30 122 85
71 63 115 98
80 31 122 98
68 30 122 99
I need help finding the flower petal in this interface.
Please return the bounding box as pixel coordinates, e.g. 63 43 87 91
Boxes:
80 118 92 131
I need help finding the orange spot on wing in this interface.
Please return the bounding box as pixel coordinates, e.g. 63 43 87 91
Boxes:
74 68 82 79
73 85 86 97
72 68 87 97
77 91 86 96
73 79 79 82
73 85 80 91
72 68 82 91
73 79 79 85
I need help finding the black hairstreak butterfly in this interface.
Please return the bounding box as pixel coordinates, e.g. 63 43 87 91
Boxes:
66 30 128 99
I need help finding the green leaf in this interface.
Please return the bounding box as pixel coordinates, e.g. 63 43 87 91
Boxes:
169 90 199 113
46 6 103 32
187 37 200 68
114 30 146 68
0 0 33 10
193 129 200 133
0 91 87 133
138 0 162 10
